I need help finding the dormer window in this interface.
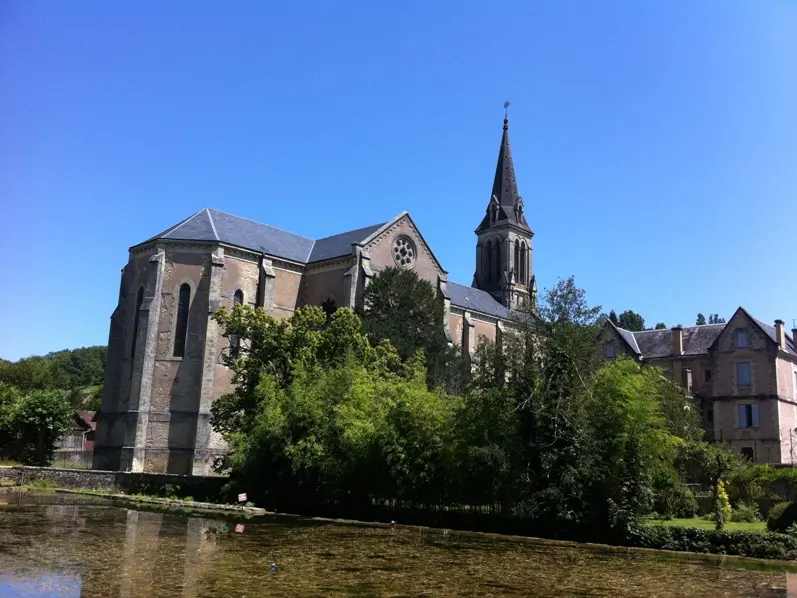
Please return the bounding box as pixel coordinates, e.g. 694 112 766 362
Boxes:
735 328 749 349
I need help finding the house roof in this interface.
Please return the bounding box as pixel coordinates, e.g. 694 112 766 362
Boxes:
144 208 386 264
76 411 96 431
607 307 797 359
631 324 725 359
447 281 512 320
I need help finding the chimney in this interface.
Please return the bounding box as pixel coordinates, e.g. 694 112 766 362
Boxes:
775 319 785 349
792 324 797 350
672 325 683 356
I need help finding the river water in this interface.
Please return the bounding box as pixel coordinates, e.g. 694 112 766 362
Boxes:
1 491 797 597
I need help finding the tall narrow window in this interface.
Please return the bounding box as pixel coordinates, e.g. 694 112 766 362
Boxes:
485 241 493 283
514 240 520 280
129 287 144 377
173 283 191 358
493 239 500 281
229 290 244 357
520 241 527 284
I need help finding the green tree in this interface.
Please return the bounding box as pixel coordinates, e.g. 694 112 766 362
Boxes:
361 267 446 361
609 310 619 326
584 358 690 535
617 310 645 332
696 313 726 325
211 303 456 511
0 383 74 465
361 266 468 393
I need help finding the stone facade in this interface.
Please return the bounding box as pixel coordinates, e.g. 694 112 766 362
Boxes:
94 116 532 475
601 308 797 464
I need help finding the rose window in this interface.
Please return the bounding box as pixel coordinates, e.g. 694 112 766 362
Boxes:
392 236 416 269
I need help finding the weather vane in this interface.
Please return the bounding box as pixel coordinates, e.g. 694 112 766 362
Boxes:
504 101 511 118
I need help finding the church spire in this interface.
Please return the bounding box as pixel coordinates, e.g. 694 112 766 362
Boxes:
473 106 535 310
475 108 531 234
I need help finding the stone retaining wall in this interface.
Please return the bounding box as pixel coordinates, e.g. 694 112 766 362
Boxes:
0 466 228 502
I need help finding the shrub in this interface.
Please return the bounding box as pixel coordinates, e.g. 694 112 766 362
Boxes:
731 503 762 523
767 501 797 532
629 524 797 560
652 477 698 519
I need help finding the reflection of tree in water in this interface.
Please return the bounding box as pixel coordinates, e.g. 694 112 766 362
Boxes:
1 493 797 597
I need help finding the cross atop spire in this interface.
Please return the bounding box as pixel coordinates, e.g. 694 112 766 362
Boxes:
475 108 531 234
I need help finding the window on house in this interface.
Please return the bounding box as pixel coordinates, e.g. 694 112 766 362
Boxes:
740 447 754 461
735 328 749 349
173 283 191 358
520 241 527 285
705 369 712 383
736 362 751 386
604 343 616 359
706 409 713 423
738 403 760 429
233 289 244 306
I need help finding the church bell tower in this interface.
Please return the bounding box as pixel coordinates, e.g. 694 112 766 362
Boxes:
473 108 535 309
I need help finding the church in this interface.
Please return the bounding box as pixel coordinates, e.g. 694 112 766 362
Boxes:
93 114 536 475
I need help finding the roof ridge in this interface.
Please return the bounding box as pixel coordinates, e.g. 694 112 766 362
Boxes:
207 208 315 243
205 208 220 241
162 209 206 239
314 220 389 243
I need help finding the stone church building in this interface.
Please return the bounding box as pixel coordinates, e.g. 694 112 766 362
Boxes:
93 115 535 475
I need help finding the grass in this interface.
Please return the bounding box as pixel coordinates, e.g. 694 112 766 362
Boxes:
646 517 767 533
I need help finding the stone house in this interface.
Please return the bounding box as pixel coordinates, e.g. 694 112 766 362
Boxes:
93 115 535 475
601 308 797 464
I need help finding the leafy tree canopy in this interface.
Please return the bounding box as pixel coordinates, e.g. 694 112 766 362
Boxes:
0 382 74 465
0 346 106 393
617 310 645 332
360 267 469 393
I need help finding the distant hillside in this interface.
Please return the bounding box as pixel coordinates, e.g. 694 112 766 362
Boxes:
0 346 107 410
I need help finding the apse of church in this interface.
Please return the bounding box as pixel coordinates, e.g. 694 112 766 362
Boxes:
93 114 534 475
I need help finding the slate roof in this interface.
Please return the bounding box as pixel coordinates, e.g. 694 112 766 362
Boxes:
611 313 797 360
144 208 386 264
447 281 512 320
629 324 725 359
749 316 797 355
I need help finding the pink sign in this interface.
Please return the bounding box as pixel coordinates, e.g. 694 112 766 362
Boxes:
235 524 245 533
238 493 247 502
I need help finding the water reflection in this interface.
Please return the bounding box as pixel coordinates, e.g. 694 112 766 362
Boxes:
1 491 797 597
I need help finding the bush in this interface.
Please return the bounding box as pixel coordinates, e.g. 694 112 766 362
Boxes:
652 477 698 519
767 501 797 532
629 524 797 560
730 503 761 523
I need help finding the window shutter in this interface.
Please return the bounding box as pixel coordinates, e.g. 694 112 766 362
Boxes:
738 404 747 428
752 404 760 428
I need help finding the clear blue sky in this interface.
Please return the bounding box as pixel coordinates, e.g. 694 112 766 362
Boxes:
1 1 796 361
